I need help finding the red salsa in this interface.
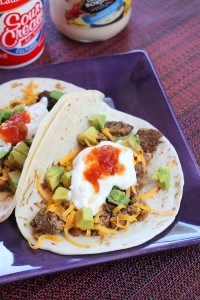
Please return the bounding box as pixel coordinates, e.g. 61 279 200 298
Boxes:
0 110 31 145
84 145 125 192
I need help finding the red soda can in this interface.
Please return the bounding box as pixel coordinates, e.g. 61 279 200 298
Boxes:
0 0 45 69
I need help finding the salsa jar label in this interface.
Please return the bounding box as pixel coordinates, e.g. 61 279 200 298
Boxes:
0 0 45 68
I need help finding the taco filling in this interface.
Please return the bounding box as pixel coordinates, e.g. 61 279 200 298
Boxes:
15 90 183 254
0 78 85 223
0 83 66 196
29 115 173 248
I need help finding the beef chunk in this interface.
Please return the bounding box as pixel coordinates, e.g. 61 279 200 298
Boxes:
69 228 83 236
98 212 111 228
105 121 133 136
30 208 64 237
135 162 144 179
91 230 99 236
137 210 148 221
97 132 108 141
36 90 57 111
103 202 116 213
127 205 137 215
138 129 163 153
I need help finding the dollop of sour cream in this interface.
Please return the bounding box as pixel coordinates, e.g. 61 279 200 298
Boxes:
69 141 136 216
26 97 48 140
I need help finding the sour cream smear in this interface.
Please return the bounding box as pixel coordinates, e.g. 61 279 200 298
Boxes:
69 141 136 216
26 97 48 139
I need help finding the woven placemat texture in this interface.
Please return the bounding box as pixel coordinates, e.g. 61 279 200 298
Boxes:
0 0 199 299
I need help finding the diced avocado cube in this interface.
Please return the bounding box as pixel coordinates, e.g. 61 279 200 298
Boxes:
60 172 71 188
121 135 141 152
153 167 171 190
14 141 30 156
13 106 25 114
8 169 21 193
52 187 69 203
50 90 65 101
107 188 130 206
77 127 99 145
7 142 30 169
0 150 8 159
8 151 27 169
76 207 94 230
45 165 64 191
0 107 25 124
2 109 12 120
88 114 106 131
0 111 4 123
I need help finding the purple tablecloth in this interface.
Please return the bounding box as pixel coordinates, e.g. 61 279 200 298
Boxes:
0 0 200 299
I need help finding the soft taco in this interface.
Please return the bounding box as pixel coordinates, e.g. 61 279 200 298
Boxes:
0 78 84 222
15 90 184 255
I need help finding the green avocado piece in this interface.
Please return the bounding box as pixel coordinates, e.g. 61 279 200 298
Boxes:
0 150 9 160
8 151 27 169
45 165 64 191
8 169 21 193
13 106 25 114
7 142 30 169
52 187 69 203
153 167 171 190
107 188 130 206
77 126 99 146
2 109 12 120
14 141 30 156
50 90 65 101
60 172 71 188
76 207 94 230
120 135 141 152
88 114 106 131
0 106 25 124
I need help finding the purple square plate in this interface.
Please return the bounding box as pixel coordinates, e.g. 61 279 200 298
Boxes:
0 50 200 285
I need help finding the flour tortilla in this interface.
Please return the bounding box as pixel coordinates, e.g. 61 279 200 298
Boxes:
15 90 184 254
0 78 84 222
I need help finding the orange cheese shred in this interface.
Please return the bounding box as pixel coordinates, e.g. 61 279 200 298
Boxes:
112 205 126 214
21 81 39 105
62 202 75 218
126 187 131 197
137 186 159 200
134 204 174 216
64 210 91 248
102 128 115 142
28 234 62 250
36 174 53 203
134 150 146 174
131 185 137 195
93 225 118 235
45 204 65 217
59 146 84 166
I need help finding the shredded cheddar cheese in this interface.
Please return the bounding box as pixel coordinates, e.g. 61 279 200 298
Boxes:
59 146 84 166
126 187 131 197
28 234 62 249
102 128 115 142
134 150 146 173
36 174 53 203
112 205 126 214
137 186 159 200
134 203 174 216
45 204 65 219
62 202 75 219
131 185 137 195
64 210 91 248
93 225 118 235
8 81 39 108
